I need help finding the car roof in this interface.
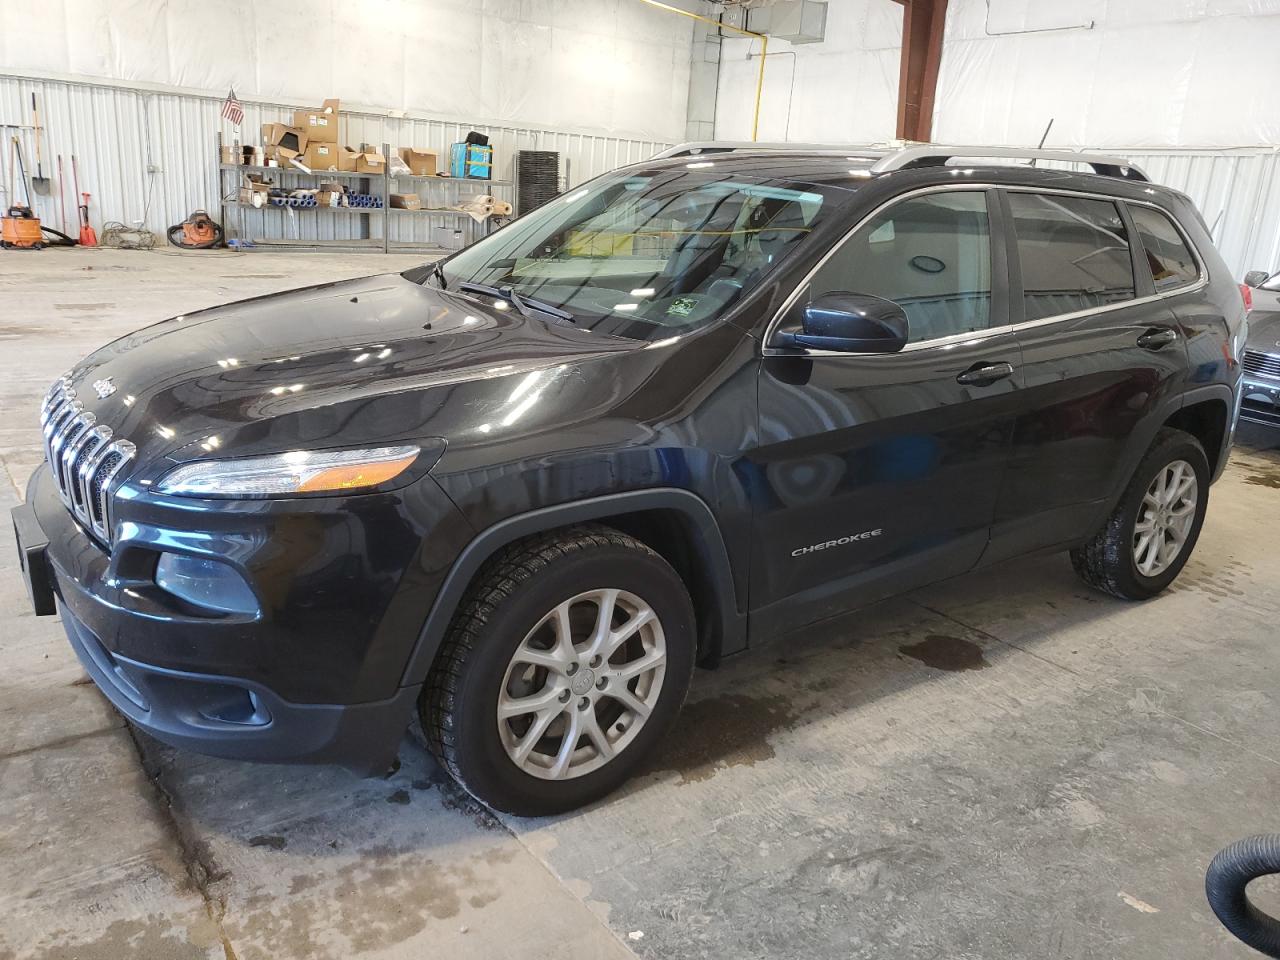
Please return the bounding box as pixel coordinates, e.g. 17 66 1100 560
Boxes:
629 144 1189 208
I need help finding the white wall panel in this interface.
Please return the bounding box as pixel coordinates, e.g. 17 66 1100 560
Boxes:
716 0 901 143
936 0 1280 148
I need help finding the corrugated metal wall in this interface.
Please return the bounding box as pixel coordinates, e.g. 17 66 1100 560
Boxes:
1125 150 1280 280
1036 149 1280 279
0 74 672 249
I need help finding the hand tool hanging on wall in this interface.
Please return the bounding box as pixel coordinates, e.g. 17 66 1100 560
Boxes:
30 94 50 196
71 154 97 247
12 137 33 206
57 155 67 233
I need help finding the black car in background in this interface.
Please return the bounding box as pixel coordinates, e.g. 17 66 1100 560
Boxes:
1241 269 1280 428
12 145 1245 815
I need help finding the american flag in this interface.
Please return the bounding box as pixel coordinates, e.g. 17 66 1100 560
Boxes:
220 87 244 127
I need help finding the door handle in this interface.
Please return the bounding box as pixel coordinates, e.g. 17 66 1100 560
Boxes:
1137 327 1178 350
956 361 1015 387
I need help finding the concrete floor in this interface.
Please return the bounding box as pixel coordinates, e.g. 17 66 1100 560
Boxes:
2 247 1278 959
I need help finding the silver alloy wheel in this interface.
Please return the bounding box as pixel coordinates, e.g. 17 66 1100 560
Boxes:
1133 459 1199 578
496 588 667 781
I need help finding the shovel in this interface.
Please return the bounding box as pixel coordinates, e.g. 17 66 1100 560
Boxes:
12 136 33 207
30 94 50 196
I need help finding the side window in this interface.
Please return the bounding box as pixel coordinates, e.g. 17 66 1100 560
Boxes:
1008 194 1136 321
802 191 992 344
1129 205 1199 291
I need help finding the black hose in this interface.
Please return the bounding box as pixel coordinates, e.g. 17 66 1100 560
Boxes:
40 225 77 247
1207 835 1280 957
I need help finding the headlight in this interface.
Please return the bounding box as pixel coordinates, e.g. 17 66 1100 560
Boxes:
157 445 422 498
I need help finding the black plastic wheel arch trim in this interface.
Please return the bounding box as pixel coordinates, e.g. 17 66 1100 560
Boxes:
398 488 746 688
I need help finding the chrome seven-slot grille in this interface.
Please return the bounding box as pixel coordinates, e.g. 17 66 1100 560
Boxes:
1244 349 1280 381
40 376 136 542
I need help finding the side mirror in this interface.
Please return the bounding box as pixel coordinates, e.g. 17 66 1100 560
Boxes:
1244 270 1270 289
774 292 909 353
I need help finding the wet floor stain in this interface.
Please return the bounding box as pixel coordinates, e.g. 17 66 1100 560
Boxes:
653 692 798 784
1245 472 1280 489
898 634 990 672
249 835 287 851
386 789 411 805
54 302 116 311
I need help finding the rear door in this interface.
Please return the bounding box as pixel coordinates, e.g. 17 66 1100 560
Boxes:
747 188 1023 637
987 189 1190 563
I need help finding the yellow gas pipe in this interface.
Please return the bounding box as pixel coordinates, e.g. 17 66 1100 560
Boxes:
637 0 768 141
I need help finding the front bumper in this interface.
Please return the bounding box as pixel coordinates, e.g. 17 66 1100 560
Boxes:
12 461 470 771
1240 374 1280 428
58 600 417 772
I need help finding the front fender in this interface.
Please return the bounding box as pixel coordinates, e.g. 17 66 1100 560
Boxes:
397 488 746 688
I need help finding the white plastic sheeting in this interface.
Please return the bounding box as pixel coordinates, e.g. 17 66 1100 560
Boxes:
0 0 695 143
935 0 1280 148
716 0 902 142
0 74 672 244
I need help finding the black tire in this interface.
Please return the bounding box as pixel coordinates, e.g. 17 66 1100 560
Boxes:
421 524 696 816
1070 427 1210 600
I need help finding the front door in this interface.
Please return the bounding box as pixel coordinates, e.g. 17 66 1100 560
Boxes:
746 188 1023 638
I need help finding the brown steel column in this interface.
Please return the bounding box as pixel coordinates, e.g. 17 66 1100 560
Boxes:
890 0 949 142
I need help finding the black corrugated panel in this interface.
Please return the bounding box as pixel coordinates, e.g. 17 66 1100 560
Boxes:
517 151 560 216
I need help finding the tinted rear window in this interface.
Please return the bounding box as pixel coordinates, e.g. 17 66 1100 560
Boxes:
1130 205 1199 291
1009 193 1136 321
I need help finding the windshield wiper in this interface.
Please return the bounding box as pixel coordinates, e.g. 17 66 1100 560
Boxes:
457 281 575 324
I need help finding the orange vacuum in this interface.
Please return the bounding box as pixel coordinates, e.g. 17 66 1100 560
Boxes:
167 209 224 249
1 205 43 249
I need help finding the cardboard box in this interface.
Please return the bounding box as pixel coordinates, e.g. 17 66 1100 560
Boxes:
238 174 272 207
336 147 360 172
262 122 308 161
220 145 241 164
292 99 341 143
390 193 422 210
302 142 342 171
355 149 386 175
432 226 466 251
398 147 438 177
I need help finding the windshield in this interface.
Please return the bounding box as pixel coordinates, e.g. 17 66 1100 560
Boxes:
424 167 848 341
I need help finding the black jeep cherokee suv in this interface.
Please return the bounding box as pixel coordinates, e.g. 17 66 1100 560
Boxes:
12 145 1245 815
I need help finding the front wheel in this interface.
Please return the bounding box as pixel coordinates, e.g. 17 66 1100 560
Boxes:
1071 427 1210 600
421 525 696 816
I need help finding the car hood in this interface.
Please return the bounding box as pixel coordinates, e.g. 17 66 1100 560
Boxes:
61 273 637 466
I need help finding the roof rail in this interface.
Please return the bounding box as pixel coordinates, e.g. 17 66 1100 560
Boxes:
869 145 1149 181
652 141 894 160
650 141 1149 182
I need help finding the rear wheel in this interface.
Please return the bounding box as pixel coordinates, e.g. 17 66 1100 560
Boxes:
421 525 695 816
1071 427 1210 600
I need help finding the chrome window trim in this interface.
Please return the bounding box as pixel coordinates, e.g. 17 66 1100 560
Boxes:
761 182 1209 359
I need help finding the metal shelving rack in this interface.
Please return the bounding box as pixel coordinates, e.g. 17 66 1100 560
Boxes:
216 134 511 253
